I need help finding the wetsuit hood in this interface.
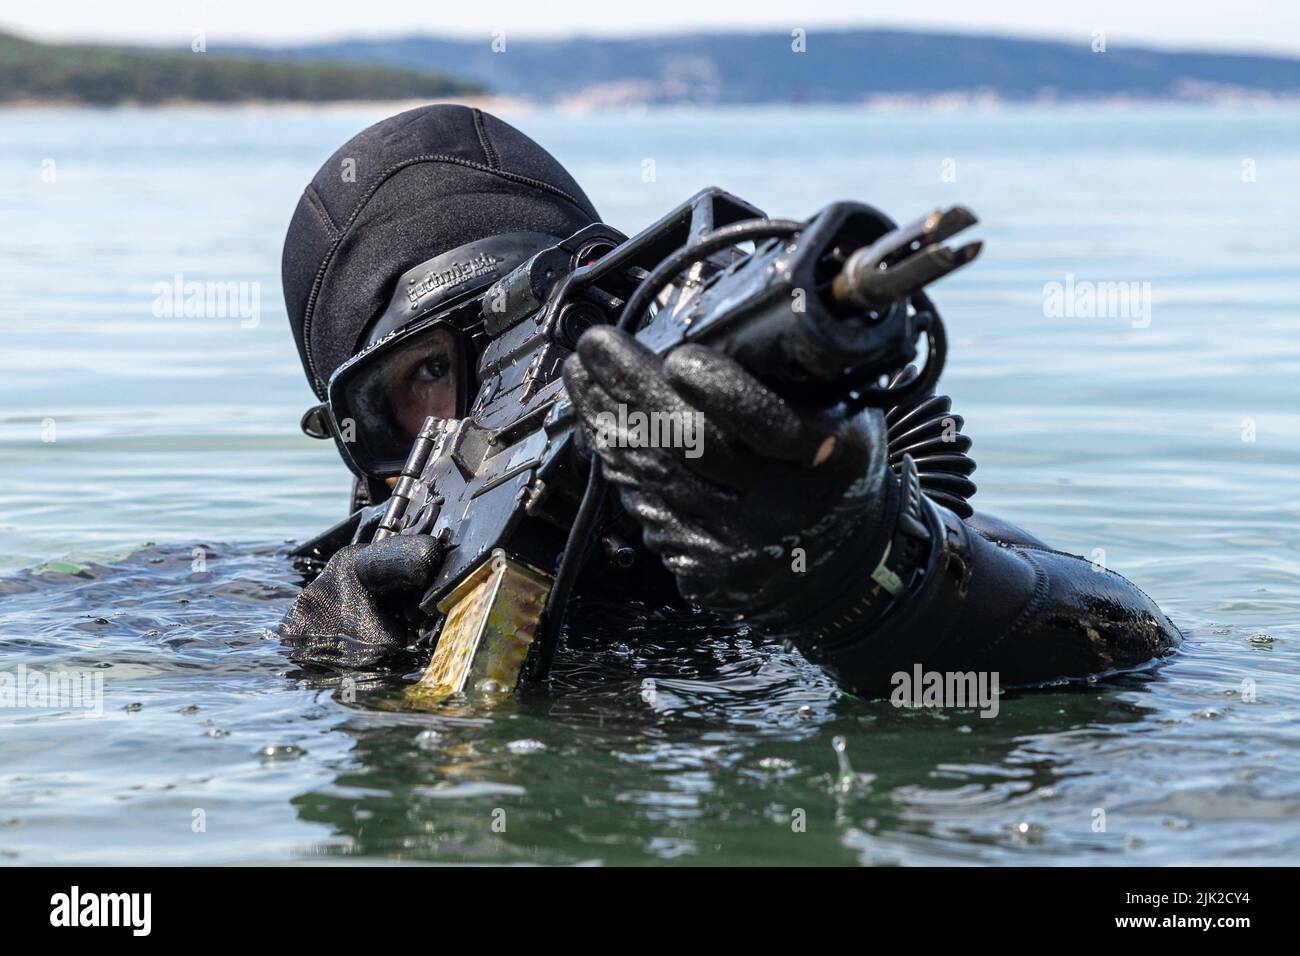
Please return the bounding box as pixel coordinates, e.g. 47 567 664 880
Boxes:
281 104 600 399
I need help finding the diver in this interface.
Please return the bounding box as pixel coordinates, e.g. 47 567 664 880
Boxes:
278 104 1180 697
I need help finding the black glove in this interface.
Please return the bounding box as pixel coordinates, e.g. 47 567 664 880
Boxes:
279 534 444 669
562 326 901 635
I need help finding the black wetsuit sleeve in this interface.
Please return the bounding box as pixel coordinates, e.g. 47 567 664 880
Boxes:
783 378 1179 698
790 496 1181 698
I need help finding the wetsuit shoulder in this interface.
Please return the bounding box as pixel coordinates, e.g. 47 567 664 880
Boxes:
960 536 1182 685
795 499 1181 697
965 510 1051 550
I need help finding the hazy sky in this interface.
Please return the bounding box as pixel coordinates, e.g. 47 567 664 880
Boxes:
6 0 1300 56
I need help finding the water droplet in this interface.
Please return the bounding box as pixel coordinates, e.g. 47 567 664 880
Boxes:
256 744 304 759
507 738 546 755
1011 821 1044 843
832 735 854 792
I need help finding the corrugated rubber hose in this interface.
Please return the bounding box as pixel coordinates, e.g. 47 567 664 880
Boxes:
884 366 977 519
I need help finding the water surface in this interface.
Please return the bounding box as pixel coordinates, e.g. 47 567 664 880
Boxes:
1 105 1298 864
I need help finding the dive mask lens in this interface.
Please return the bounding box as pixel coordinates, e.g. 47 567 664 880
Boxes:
310 232 570 478
326 316 465 477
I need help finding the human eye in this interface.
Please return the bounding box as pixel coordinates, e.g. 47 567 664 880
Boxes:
412 353 450 382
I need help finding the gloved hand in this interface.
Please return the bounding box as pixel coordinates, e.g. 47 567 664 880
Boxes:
279 534 444 669
562 326 900 634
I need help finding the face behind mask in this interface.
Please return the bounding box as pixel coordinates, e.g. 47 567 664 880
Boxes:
300 232 564 479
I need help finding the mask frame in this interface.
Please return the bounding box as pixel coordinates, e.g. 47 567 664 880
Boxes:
319 311 474 478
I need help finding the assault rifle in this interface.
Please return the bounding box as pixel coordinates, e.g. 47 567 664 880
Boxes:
317 188 981 702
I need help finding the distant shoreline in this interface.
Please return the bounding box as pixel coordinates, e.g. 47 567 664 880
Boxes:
9 25 1300 111
0 94 530 112
4 92 1300 113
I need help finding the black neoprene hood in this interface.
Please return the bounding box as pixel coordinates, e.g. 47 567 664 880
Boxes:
281 104 600 398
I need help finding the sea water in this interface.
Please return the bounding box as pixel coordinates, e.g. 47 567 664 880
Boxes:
1 104 1298 864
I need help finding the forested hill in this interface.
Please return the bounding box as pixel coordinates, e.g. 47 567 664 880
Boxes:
0 30 482 105
8 26 1300 107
